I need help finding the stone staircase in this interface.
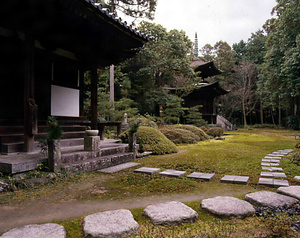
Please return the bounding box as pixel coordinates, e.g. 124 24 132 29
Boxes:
0 125 86 154
62 143 135 173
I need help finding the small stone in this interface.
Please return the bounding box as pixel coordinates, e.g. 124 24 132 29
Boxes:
0 181 10 193
83 209 139 238
201 196 255 218
245 191 298 207
215 137 225 140
277 186 300 200
46 173 57 179
0 223 66 238
143 201 198 226
294 176 300 181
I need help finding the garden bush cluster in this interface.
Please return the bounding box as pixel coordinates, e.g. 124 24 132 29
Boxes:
201 126 224 137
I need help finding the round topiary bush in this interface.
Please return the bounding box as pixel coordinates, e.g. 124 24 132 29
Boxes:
136 126 178 155
160 128 199 144
170 125 209 141
201 126 223 137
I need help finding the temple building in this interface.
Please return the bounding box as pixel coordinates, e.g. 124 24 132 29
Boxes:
0 0 150 154
183 33 229 125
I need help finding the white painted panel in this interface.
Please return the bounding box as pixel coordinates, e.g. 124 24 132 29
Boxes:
51 85 79 117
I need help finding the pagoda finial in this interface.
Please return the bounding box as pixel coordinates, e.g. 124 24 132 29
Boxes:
194 32 199 60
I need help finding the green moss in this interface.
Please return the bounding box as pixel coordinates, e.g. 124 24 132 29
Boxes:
175 125 209 140
136 126 178 155
159 127 199 144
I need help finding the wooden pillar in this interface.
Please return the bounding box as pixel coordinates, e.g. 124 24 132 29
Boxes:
24 34 37 152
90 67 98 130
79 68 85 117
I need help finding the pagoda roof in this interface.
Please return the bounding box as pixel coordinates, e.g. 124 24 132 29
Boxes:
191 60 222 79
0 0 151 66
184 81 229 100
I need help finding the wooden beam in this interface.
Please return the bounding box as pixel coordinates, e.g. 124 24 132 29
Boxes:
24 33 37 152
90 67 98 130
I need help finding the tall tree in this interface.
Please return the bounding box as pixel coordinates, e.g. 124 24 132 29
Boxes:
95 0 157 21
261 0 300 126
122 21 194 115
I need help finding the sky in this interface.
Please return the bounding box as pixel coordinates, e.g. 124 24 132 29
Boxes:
149 0 277 49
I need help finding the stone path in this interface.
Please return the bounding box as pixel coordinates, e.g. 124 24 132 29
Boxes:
1 148 298 237
98 162 141 173
258 149 293 187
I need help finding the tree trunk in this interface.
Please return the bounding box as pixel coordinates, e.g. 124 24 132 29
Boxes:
260 99 263 125
242 100 247 128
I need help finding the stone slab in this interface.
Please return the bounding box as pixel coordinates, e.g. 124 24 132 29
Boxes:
234 176 250 185
134 167 160 175
277 186 300 200
220 175 236 183
245 191 298 207
261 159 280 163
260 172 286 178
201 196 255 218
273 179 289 188
261 163 279 166
187 172 215 181
0 223 66 238
258 178 274 187
98 162 141 173
221 175 249 185
83 209 139 238
143 201 198 226
261 167 283 172
294 176 300 181
159 170 186 178
264 156 282 159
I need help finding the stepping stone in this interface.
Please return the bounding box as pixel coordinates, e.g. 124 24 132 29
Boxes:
98 162 141 173
245 191 298 207
143 201 198 226
258 178 289 187
221 175 249 185
258 178 274 187
260 172 286 178
261 162 279 166
159 170 186 178
201 196 255 218
277 186 300 200
294 176 300 181
83 209 139 238
267 154 284 158
187 172 215 181
261 167 283 172
0 223 66 238
261 159 280 163
134 167 160 175
273 179 289 187
264 156 282 159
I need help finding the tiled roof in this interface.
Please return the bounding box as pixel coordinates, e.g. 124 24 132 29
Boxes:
87 0 152 42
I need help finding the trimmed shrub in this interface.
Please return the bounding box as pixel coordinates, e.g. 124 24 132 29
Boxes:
160 128 199 144
171 125 209 141
120 126 178 155
201 126 224 137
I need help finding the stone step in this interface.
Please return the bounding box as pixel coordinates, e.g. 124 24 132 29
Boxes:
62 152 135 173
1 138 84 154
